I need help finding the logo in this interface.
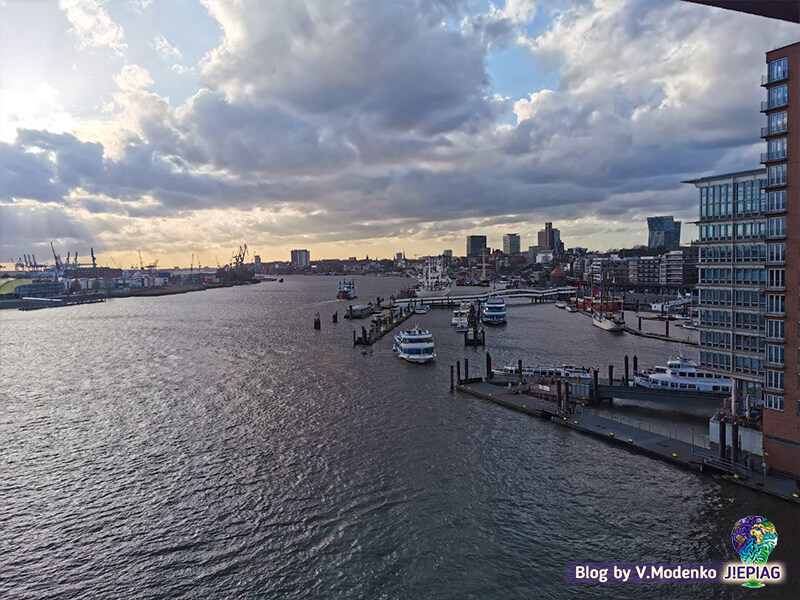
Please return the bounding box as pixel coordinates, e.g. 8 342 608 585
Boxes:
730 516 778 588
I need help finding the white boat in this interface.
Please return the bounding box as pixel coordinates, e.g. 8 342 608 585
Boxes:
393 326 436 363
481 295 507 325
414 257 451 298
493 363 593 381
492 280 509 291
451 302 471 325
592 310 624 331
634 349 731 393
454 317 469 332
415 304 430 314
565 305 578 313
555 300 567 309
337 280 357 300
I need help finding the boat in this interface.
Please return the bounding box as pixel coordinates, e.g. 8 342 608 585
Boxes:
481 295 507 325
565 305 578 313
592 310 625 331
454 317 469 332
555 300 567 309
278 278 284 283
492 364 593 381
451 302 471 325
337 280 357 300
414 257 451 298
415 304 430 314
634 349 732 394
393 326 436 363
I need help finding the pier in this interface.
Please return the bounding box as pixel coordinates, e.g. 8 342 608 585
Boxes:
353 304 415 346
19 293 106 311
450 354 800 504
395 286 576 307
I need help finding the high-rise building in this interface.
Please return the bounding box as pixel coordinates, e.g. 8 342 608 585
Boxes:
443 249 453 258
760 42 798 477
290 249 310 267
647 216 682 249
466 235 487 258
502 234 520 255
537 222 560 250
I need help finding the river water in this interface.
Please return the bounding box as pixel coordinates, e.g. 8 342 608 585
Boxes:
1 275 797 599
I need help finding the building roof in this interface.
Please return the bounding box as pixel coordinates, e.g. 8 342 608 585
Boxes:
681 168 765 184
550 266 566 276
0 277 33 295
681 1 799 23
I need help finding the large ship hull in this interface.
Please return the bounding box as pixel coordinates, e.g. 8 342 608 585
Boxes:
415 285 451 298
592 315 624 331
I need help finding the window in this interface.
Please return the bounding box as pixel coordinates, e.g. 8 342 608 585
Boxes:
767 138 787 160
767 216 786 238
766 294 785 315
766 344 784 366
767 191 786 212
767 243 785 263
768 164 786 187
767 269 785 288
766 319 785 340
768 111 787 134
766 369 784 391
769 84 788 108
764 393 784 411
769 57 788 82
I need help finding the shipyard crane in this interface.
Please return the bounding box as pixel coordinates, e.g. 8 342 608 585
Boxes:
90 247 97 269
215 255 221 268
50 242 63 273
232 244 248 267
138 250 145 272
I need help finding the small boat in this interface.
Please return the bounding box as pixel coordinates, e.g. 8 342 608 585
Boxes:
451 302 471 325
592 310 624 332
492 363 593 381
634 349 732 393
278 278 284 283
393 326 436 363
415 304 430 314
481 295 507 325
555 300 567 309
455 317 469 332
337 280 357 300
564 305 578 313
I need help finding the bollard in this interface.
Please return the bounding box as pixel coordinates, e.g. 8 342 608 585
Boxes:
450 365 455 392
624 355 629 385
456 361 461 385
314 314 321 330
608 365 614 386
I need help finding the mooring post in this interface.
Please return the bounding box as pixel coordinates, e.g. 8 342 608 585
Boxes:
362 326 367 344
564 381 570 412
638 316 642 331
349 305 353 319
464 358 469 382
456 361 461 385
719 418 727 459
518 359 523 384
624 355 629 385
556 379 562 407
486 352 492 380
450 365 455 392
608 365 614 386
633 355 638 376
353 330 356 345
665 318 670 337
333 311 338 323
592 369 599 403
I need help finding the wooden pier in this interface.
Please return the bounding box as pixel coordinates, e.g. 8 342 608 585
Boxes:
353 304 415 346
395 286 576 308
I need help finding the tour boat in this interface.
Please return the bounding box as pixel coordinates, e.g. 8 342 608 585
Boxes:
481 295 507 325
492 363 593 381
393 326 436 363
454 317 469 332
592 310 624 332
451 302 471 325
414 304 430 314
337 280 357 300
414 258 451 298
565 305 578 313
555 300 567 309
634 349 732 393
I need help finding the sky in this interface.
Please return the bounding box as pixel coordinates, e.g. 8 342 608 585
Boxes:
0 0 797 268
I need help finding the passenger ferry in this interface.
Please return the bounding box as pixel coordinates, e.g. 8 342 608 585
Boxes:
634 350 732 393
451 302 471 325
481 295 507 325
592 310 624 332
393 327 436 363
454 317 469 332
555 300 567 309
493 364 592 381
337 280 357 300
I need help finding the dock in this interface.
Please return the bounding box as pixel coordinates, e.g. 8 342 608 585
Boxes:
19 293 106 311
353 304 415 345
395 286 576 307
451 355 800 504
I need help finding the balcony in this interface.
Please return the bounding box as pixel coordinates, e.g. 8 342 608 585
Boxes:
760 149 787 163
761 123 788 138
761 97 788 112
762 70 788 86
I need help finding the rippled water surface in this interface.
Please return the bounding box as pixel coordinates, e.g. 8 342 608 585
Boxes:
1 276 798 599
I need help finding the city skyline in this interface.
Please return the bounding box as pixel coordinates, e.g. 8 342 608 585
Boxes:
1 1 798 268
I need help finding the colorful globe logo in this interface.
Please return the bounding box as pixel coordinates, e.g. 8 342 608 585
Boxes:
731 516 778 588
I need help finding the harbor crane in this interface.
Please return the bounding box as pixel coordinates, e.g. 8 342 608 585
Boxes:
138 250 145 272
232 244 248 267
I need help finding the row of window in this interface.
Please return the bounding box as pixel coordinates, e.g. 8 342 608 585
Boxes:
698 267 768 285
767 164 787 187
734 355 763 375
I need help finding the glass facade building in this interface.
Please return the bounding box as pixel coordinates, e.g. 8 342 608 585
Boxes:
647 216 682 249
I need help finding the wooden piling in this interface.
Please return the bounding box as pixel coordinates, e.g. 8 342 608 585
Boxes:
624 355 629 384
353 330 357 345
638 316 642 331
719 419 726 459
633 355 638 376
608 365 614 386
333 311 338 323
665 318 670 337
485 352 492 380
456 361 461 385
518 359 523 384
592 369 599 403
464 358 469 381
450 365 455 391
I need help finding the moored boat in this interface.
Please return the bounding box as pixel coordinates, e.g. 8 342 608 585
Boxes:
492 363 593 381
393 326 436 363
634 349 732 393
592 310 624 331
337 280 357 300
564 304 578 313
555 300 567 309
415 304 430 314
414 257 451 298
481 295 507 325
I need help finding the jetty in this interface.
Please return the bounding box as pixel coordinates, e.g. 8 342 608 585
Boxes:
395 286 576 307
19 293 106 311
352 303 415 346
450 354 800 504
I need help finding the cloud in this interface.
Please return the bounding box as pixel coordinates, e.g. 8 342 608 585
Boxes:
113 65 154 91
152 34 181 59
59 0 126 54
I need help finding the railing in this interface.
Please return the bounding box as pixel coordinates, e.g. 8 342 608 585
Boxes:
760 150 787 163
762 70 788 85
761 123 787 137
590 411 710 449
761 97 788 111
701 455 750 477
